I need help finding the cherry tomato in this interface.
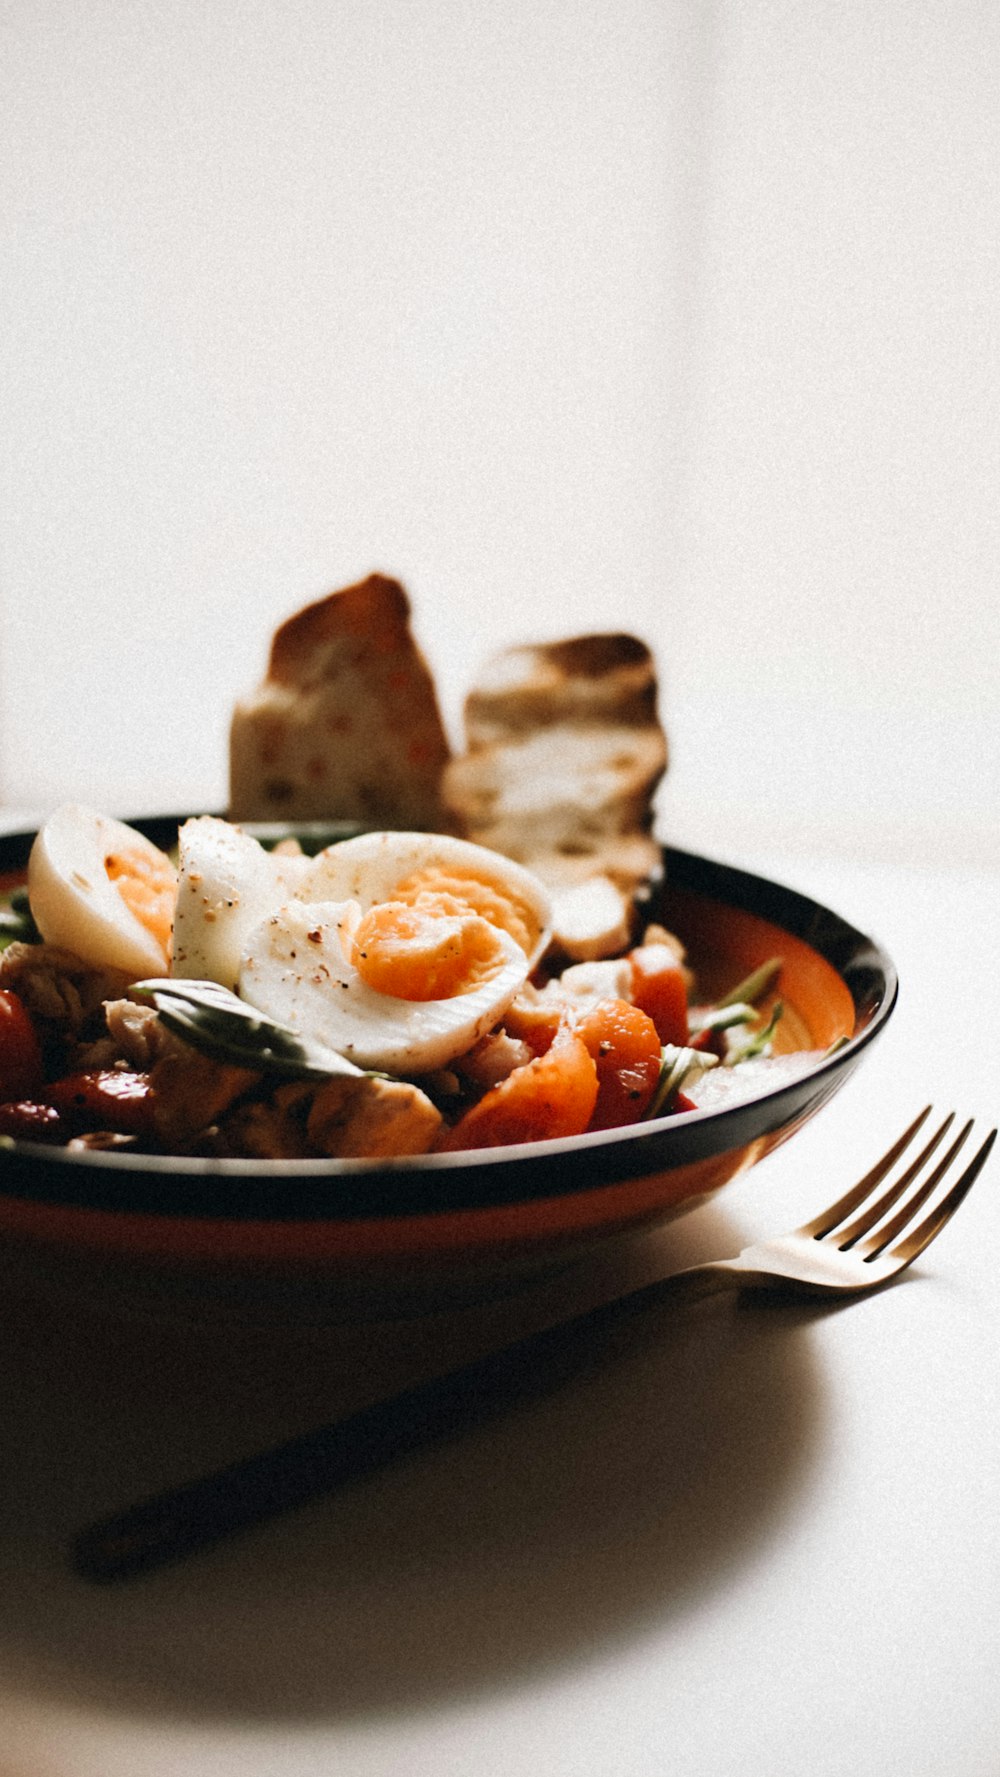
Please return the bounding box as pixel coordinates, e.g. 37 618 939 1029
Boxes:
574 998 663 1130
438 1029 598 1151
45 1070 156 1136
628 943 689 1046
0 990 44 1099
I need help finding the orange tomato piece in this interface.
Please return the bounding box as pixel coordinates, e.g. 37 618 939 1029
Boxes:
574 998 663 1130
438 1028 598 1151
628 943 689 1046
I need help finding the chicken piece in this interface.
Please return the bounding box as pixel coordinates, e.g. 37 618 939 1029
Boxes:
548 875 632 962
210 1082 316 1159
0 941 132 1060
453 1029 533 1090
71 994 185 1073
557 957 635 1006
148 1037 260 1152
102 997 174 1068
306 1073 442 1158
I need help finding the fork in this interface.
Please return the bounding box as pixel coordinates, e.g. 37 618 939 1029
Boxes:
73 1106 995 1583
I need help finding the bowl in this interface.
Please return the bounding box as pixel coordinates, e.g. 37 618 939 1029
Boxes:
0 819 897 1320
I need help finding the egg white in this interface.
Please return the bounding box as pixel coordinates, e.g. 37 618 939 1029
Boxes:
27 803 174 980
238 897 531 1074
171 816 311 990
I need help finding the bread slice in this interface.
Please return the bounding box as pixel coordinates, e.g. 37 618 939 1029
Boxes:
229 575 451 828
460 632 662 740
442 633 668 958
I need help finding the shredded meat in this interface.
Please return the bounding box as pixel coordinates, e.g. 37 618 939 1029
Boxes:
0 942 132 1065
454 1030 532 1090
306 1073 442 1158
148 1038 260 1152
102 998 173 1068
208 1082 316 1160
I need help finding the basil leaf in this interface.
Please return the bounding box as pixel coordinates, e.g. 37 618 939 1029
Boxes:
131 978 364 1081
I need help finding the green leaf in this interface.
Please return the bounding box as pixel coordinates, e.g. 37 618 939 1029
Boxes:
643 1045 719 1120
724 999 784 1067
0 887 40 951
717 957 783 1008
131 978 365 1082
687 1001 757 1037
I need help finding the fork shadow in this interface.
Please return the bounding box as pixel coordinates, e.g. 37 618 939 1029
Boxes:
0 1203 834 1726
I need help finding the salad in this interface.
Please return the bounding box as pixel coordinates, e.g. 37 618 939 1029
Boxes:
0 805 788 1162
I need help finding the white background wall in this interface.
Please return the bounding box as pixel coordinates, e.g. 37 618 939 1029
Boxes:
2 0 997 867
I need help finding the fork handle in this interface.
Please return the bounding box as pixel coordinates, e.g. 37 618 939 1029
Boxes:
71 1258 744 1584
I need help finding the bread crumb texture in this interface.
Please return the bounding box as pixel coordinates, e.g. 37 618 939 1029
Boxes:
443 633 667 893
229 575 452 828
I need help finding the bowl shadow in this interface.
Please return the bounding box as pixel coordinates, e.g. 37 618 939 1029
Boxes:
0 1204 827 1725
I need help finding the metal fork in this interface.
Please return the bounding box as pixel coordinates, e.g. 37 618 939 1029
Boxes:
668 1105 995 1299
73 1106 995 1584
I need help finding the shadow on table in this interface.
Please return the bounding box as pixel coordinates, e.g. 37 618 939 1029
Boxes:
0 1204 827 1725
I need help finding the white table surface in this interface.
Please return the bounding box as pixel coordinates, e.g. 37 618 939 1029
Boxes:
2 843 998 1777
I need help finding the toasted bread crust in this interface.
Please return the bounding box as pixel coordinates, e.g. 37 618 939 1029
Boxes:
463 632 661 740
229 575 451 827
266 576 412 686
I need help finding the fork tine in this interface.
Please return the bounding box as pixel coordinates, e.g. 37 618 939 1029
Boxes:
802 1105 934 1240
836 1112 960 1248
854 1119 972 1257
879 1126 997 1268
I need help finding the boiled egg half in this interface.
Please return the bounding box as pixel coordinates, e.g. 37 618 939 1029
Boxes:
238 830 552 1074
27 804 177 979
171 815 311 990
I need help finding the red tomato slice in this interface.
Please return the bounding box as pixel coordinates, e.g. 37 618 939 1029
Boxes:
45 1070 156 1136
0 990 44 1099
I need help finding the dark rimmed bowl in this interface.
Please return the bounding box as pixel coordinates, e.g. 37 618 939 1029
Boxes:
0 819 897 1320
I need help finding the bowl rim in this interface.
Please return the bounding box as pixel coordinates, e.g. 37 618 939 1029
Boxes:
0 821 898 1221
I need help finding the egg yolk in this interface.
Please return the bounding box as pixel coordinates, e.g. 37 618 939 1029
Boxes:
391 866 538 957
104 846 177 956
350 899 509 1001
